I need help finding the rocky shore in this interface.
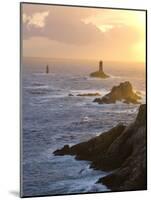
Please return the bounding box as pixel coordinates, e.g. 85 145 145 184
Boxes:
53 104 147 191
68 92 101 97
93 81 141 104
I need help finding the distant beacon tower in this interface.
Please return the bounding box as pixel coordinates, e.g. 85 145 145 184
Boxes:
46 65 49 74
99 60 103 72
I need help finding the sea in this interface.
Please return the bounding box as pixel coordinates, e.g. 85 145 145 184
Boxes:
21 57 146 197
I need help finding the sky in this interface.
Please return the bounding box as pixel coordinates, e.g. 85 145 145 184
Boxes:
22 4 146 62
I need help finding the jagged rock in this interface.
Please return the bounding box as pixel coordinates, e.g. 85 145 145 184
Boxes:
68 93 74 96
96 104 147 190
90 71 109 79
53 104 146 191
54 123 126 160
68 93 101 97
135 104 146 125
54 145 70 155
136 91 142 95
77 93 101 97
93 81 141 104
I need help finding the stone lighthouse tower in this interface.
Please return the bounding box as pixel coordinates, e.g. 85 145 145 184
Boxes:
90 59 109 78
99 60 103 72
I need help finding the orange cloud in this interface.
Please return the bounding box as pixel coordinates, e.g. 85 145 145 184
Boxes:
23 11 49 28
22 4 146 62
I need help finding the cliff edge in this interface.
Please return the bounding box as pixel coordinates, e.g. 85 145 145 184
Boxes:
54 104 146 191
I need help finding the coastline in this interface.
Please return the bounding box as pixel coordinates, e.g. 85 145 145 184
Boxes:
54 104 146 191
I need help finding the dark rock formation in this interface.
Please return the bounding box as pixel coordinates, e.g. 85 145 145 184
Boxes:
54 124 126 158
90 61 109 79
68 93 101 97
53 104 146 191
93 81 141 104
77 93 101 97
98 105 147 191
68 93 74 96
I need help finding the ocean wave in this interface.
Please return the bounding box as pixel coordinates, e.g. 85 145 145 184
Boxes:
24 85 49 90
108 74 122 79
25 85 64 97
85 76 109 81
69 89 101 94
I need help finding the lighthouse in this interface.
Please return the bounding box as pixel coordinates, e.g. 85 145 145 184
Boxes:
99 60 103 72
90 60 109 79
46 65 49 74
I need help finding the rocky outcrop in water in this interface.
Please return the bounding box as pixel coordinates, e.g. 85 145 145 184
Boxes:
68 93 101 97
53 104 146 191
90 61 109 79
77 93 101 97
90 71 109 79
93 81 141 104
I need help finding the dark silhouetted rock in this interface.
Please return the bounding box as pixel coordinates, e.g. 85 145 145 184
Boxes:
54 145 70 155
53 104 146 191
54 123 125 160
135 104 146 125
97 104 147 190
90 61 109 79
68 93 101 97
68 93 74 96
77 93 101 97
93 81 141 104
90 71 109 79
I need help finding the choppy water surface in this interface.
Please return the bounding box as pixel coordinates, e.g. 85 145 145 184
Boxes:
22 59 145 196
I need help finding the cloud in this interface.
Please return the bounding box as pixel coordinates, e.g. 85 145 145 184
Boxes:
22 4 145 61
22 5 105 45
98 24 114 32
23 11 49 28
22 5 144 46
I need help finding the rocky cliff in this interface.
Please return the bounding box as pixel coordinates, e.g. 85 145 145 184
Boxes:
53 104 147 191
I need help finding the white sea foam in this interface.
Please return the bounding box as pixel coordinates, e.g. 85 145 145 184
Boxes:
23 61 145 196
47 155 109 194
24 85 49 89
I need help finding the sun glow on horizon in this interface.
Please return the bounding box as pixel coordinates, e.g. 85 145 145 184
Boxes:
23 5 146 63
126 12 145 62
83 10 146 62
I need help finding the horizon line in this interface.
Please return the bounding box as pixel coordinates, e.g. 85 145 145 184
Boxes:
22 56 145 64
